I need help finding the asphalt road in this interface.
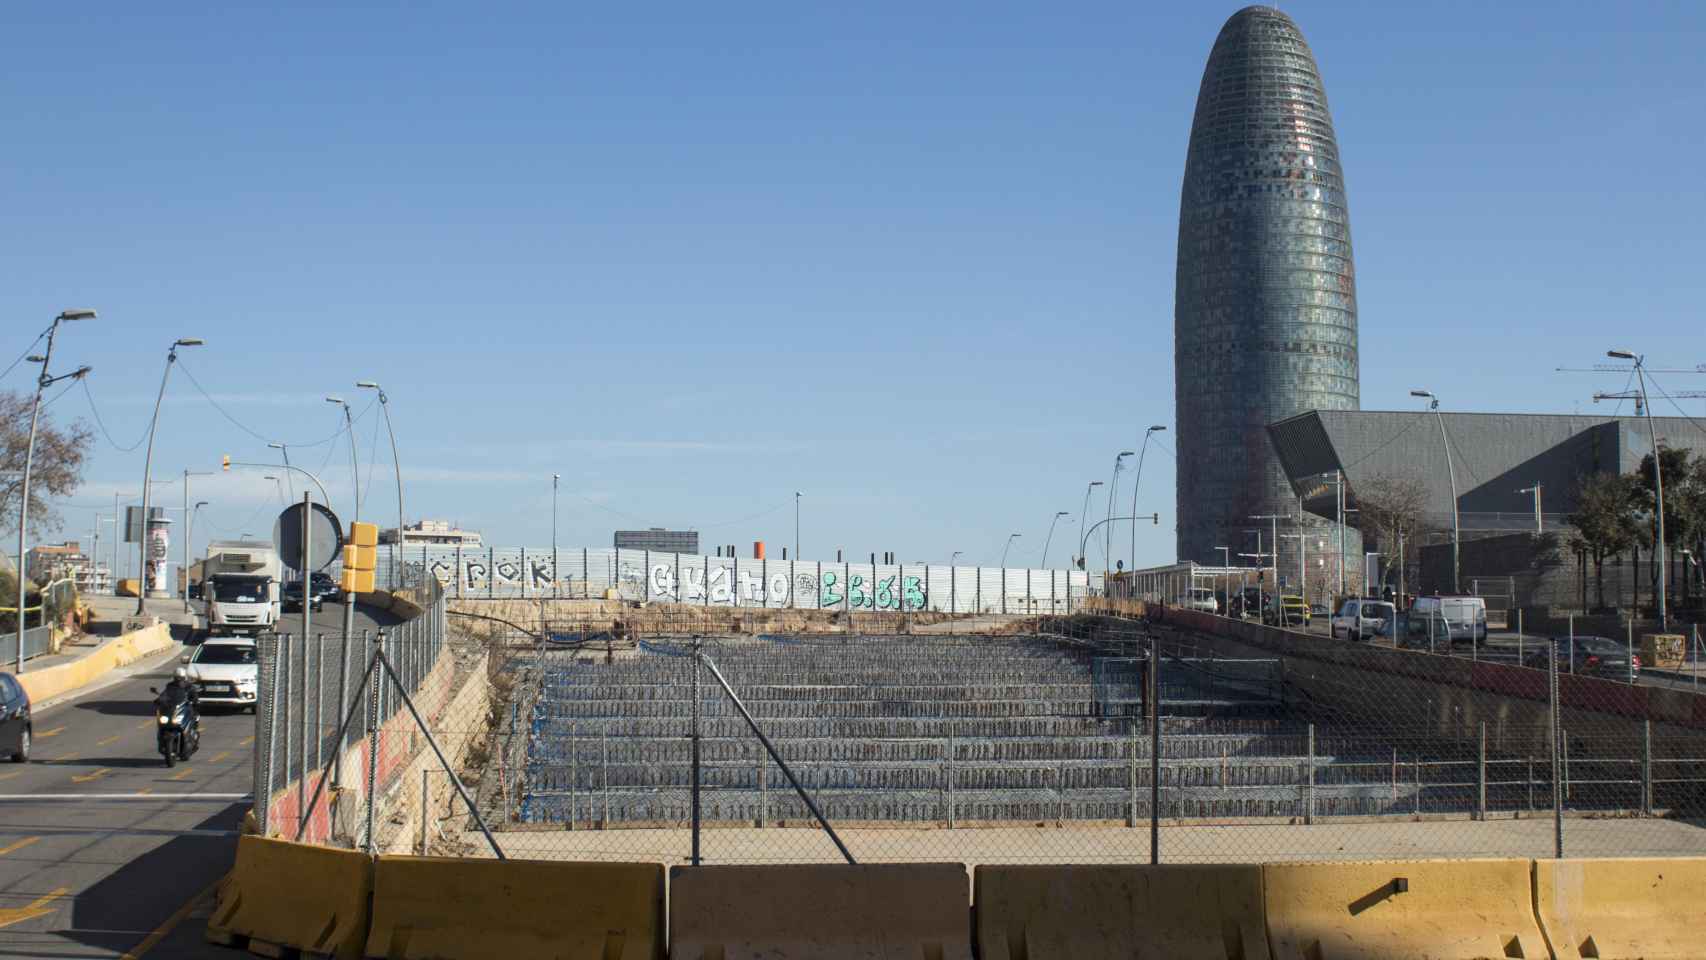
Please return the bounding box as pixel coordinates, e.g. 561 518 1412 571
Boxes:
0 601 404 959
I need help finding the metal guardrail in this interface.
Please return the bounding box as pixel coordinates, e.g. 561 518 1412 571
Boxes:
0 625 53 667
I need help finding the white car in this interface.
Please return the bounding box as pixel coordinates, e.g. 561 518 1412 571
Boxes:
1330 599 1396 642
183 638 259 712
1182 588 1219 613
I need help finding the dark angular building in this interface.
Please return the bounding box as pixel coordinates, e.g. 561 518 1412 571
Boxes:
1175 6 1361 578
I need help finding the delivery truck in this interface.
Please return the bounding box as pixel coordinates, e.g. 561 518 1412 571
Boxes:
202 539 282 636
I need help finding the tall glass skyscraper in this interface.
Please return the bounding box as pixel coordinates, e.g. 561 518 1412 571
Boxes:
1174 6 1360 578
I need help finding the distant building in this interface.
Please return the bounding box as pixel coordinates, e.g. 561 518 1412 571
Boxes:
379 520 483 547
615 528 699 554
26 541 108 594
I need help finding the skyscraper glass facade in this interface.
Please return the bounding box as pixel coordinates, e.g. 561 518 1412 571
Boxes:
1174 5 1361 573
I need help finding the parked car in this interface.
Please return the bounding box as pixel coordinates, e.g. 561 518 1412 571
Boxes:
1407 596 1488 647
309 571 343 605
1182 588 1219 614
1331 598 1396 642
1264 595 1310 627
0 673 31 762
1521 635 1640 680
1309 602 1329 619
182 637 260 712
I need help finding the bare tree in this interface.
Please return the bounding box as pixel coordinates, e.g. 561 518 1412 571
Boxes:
1354 474 1428 596
1 390 95 539
1566 471 1641 612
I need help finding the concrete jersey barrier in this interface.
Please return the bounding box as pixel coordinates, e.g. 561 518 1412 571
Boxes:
974 863 1269 960
669 863 973 960
204 834 372 959
1263 858 1547 960
1535 857 1706 960
16 622 174 705
365 855 664 959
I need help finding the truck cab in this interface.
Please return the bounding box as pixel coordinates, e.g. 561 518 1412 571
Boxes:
203 540 281 636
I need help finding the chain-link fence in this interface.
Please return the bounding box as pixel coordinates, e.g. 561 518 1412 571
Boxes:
274 602 1701 870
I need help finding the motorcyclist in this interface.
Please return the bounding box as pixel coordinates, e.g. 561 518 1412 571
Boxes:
156 667 201 731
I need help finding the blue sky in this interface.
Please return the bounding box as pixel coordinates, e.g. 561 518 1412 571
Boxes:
5 1 1704 577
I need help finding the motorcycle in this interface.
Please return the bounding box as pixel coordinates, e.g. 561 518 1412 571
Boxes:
151 686 200 767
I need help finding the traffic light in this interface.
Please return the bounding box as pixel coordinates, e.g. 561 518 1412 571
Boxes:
340 521 380 594
221 454 230 471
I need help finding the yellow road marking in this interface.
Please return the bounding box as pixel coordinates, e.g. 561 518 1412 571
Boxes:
51 754 79 765
98 734 122 747
167 767 193 782
0 837 39 857
0 887 70 931
36 727 65 738
137 719 157 730
239 736 255 747
135 787 153 796
210 751 230 763
70 768 111 784
0 771 21 782
118 874 223 960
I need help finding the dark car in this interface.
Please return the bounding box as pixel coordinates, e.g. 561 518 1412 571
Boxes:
309 572 343 604
1 673 31 762
281 579 323 613
1522 635 1640 680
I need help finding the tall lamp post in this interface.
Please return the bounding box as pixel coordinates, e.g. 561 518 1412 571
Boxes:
137 337 202 613
1410 389 1460 594
357 382 404 587
327 397 360 645
1130 426 1166 574
1040 511 1069 568
1105 452 1135 573
181 469 213 612
15 309 95 665
794 491 802 560
551 473 560 588
187 500 208 607
1000 533 1022 569
1517 484 1543 537
1600 348 1668 629
1077 481 1103 569
267 442 294 501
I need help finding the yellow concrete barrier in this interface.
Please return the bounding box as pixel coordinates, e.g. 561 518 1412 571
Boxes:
1535 857 1706 959
17 622 174 705
204 835 373 959
1263 859 1545 960
669 863 972 959
366 855 664 959
974 864 1268 959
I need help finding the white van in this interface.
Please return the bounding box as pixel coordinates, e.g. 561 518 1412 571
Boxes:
1407 596 1488 647
1182 588 1219 614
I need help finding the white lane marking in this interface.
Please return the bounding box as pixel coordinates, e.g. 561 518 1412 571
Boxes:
0 793 252 801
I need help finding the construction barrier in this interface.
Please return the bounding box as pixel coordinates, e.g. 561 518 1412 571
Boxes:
204 835 373 960
365 855 664 959
16 622 174 705
1263 859 1546 960
668 863 973 960
974 864 1268 960
1535 857 1706 960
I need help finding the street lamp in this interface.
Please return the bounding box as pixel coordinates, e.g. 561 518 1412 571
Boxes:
950 550 963 567
1000 533 1022 569
1077 481 1103 569
1130 426 1166 574
326 396 360 643
187 500 209 606
181 469 213 612
267 442 294 501
1600 349 1668 628
14 309 95 665
552 473 561 590
794 491 802 560
136 336 200 613
1411 389 1460 594
263 475 285 504
1104 452 1135 574
1516 484 1543 537
357 381 404 586
1041 511 1069 568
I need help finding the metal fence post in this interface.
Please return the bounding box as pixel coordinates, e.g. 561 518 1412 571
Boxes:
260 632 285 838
601 725 610 827
1641 718 1652 817
1477 721 1487 821
420 768 430 855
1549 641 1563 858
690 637 702 865
946 736 955 828
1127 718 1138 828
568 723 576 831
333 628 349 788
365 632 382 856
758 750 767 828
1305 722 1316 826
1149 646 1160 864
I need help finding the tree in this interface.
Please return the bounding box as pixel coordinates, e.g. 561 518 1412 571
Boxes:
1354 473 1428 596
1566 471 1642 611
1 389 95 541
1632 446 1696 606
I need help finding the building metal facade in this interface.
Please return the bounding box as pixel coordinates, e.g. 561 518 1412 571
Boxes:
1175 6 1360 573
614 528 700 555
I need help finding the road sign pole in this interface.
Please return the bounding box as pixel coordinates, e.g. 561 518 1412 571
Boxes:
301 493 311 656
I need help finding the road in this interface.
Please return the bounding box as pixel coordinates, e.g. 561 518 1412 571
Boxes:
0 601 404 959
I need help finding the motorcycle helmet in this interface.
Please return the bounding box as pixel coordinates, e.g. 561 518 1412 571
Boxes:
174 666 191 683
